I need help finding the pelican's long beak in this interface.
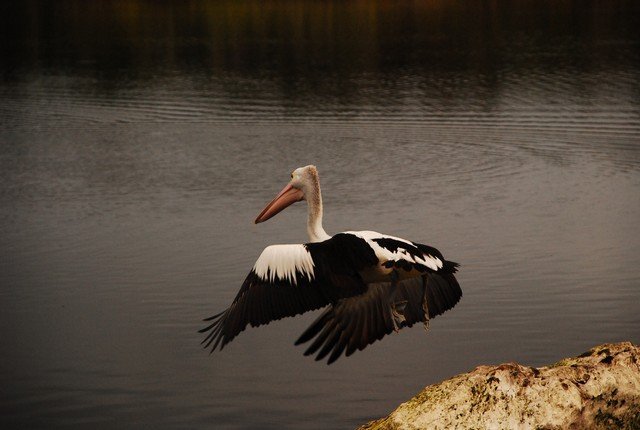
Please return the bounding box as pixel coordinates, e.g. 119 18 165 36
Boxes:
255 183 304 224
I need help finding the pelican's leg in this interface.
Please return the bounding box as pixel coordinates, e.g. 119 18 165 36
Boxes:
389 269 407 332
422 275 430 333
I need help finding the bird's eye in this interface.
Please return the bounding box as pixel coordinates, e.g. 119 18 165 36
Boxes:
291 172 294 179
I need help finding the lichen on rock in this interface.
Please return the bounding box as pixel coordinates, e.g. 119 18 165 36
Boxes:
358 342 640 430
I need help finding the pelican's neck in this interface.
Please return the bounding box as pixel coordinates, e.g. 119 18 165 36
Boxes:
306 176 330 243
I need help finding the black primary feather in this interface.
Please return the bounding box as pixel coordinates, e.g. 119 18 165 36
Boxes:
295 269 462 364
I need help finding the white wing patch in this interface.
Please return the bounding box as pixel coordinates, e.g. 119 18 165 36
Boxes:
345 230 443 271
253 244 315 284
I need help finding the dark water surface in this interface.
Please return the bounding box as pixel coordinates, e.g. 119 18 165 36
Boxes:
1 1 639 428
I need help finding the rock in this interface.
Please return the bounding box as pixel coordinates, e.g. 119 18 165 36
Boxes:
358 342 640 430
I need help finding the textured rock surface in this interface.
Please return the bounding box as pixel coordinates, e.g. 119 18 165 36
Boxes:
359 342 640 430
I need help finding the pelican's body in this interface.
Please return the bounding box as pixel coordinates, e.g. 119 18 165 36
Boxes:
201 165 461 364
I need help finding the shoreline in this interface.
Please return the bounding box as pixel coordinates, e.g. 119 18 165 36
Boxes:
358 342 640 430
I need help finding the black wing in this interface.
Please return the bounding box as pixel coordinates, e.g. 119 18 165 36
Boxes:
295 271 462 364
200 233 379 352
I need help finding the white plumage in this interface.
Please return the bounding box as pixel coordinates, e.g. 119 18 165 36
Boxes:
253 244 315 284
346 230 443 272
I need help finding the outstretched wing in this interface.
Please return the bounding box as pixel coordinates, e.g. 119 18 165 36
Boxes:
295 271 462 364
345 230 451 273
200 233 379 352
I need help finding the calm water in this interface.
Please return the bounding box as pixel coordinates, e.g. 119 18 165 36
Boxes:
1 1 639 428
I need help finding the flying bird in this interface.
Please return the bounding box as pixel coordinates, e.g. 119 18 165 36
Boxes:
200 165 461 364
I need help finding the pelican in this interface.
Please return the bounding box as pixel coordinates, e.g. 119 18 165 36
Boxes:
200 165 461 364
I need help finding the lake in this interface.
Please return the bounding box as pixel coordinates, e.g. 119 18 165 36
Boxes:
1 1 639 428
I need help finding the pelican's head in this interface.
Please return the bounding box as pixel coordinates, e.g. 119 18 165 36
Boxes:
254 165 318 224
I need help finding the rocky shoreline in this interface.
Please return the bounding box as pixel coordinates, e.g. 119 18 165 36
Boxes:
359 342 640 430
